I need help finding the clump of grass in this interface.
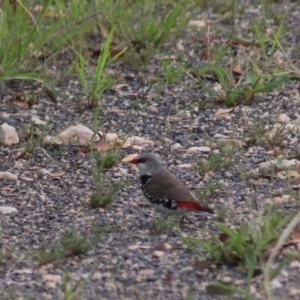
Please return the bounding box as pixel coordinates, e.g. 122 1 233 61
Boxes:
195 62 290 107
92 224 120 235
24 118 52 154
196 181 223 203
62 270 88 300
197 152 224 174
161 59 184 83
246 121 291 148
75 27 124 108
61 230 91 256
181 210 291 280
100 0 191 65
196 140 239 174
95 150 120 169
0 249 8 265
89 150 124 209
153 218 179 234
32 229 92 265
89 181 123 209
33 245 65 265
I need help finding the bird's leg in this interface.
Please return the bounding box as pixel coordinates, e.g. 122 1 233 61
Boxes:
180 215 186 224
163 214 170 221
180 214 194 226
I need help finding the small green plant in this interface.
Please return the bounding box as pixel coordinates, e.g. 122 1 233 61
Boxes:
100 0 190 65
196 139 239 174
93 224 120 235
0 249 7 265
76 27 125 108
89 181 122 209
89 151 124 209
33 230 92 264
33 246 65 265
61 230 91 256
161 59 184 83
95 151 120 169
198 62 290 107
44 144 67 159
153 218 178 234
24 118 52 154
196 151 224 174
62 270 88 300
246 121 291 148
205 281 253 299
181 210 291 279
196 143 238 174
196 181 223 202
265 124 291 147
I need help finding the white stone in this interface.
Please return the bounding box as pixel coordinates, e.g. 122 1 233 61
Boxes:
92 272 103 280
131 145 144 151
177 110 191 118
271 278 282 289
0 113 10 118
277 113 290 123
176 164 192 169
153 251 164 258
42 274 62 282
290 261 300 268
186 146 211 153
0 172 18 181
105 133 118 141
56 124 100 145
0 207 18 214
122 136 154 148
171 143 182 150
164 243 172 249
259 159 300 170
31 116 46 125
0 123 19 145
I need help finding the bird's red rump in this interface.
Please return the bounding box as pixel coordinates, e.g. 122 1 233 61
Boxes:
176 201 202 210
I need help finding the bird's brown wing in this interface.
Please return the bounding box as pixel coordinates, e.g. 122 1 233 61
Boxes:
145 169 198 203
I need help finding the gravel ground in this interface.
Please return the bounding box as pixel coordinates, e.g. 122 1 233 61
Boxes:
1 2 300 300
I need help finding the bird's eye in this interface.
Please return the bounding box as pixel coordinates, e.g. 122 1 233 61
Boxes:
138 158 147 163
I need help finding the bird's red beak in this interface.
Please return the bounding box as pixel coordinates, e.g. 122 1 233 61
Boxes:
129 158 139 164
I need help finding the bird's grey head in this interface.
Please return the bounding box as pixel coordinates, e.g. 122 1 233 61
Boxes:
129 153 164 175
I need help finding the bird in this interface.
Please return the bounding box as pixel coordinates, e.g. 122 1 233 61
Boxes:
128 153 214 222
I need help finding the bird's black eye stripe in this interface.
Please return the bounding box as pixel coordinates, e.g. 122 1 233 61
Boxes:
138 158 147 163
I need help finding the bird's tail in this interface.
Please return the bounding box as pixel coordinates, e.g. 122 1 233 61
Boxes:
177 201 214 214
199 206 214 214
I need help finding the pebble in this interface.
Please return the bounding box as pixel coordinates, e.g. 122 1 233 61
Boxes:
221 276 232 283
289 288 300 296
171 143 182 150
93 272 103 280
271 278 282 289
176 164 192 168
45 282 56 289
31 115 46 125
42 274 62 282
290 261 300 268
153 251 164 258
259 159 300 169
0 123 19 145
164 243 172 250
277 113 290 123
0 207 18 214
186 146 211 153
0 172 18 181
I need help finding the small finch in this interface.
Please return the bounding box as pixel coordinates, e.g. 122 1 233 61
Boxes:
128 153 214 221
